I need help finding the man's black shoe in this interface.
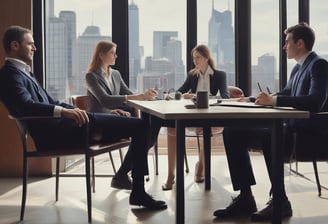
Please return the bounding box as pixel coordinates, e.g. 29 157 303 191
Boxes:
213 194 257 218
129 192 167 210
251 198 292 222
110 174 132 190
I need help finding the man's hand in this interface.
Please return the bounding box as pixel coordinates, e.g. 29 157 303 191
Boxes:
61 108 89 127
255 92 273 106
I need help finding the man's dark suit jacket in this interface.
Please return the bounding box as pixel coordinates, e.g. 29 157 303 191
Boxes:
0 60 86 149
276 52 328 129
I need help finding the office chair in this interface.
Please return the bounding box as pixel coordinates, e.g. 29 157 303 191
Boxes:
288 112 328 196
70 95 126 177
9 108 130 223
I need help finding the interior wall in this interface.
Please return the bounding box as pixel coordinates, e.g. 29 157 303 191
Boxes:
0 0 52 177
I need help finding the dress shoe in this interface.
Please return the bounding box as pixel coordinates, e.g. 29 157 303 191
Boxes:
251 198 292 222
194 161 204 183
110 174 132 190
129 191 167 210
213 194 257 218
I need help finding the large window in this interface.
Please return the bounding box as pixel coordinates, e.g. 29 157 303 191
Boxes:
310 0 328 61
197 0 235 86
45 0 112 102
251 0 279 95
128 0 186 93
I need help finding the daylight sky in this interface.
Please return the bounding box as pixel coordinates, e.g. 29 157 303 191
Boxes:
54 0 328 65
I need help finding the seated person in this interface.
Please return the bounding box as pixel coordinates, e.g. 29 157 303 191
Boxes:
0 25 167 210
213 22 328 221
85 41 157 190
162 44 230 190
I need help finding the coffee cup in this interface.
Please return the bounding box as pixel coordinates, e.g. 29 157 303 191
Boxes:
175 91 182 100
196 91 209 108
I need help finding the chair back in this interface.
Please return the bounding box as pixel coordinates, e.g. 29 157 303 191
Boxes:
228 86 244 98
71 95 88 110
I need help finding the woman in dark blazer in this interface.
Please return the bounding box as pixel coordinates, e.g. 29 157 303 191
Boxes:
162 44 230 190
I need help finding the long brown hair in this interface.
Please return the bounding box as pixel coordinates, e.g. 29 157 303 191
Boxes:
88 41 117 72
189 44 216 75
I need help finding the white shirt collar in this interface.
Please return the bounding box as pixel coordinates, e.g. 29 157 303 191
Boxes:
5 57 32 74
297 51 312 66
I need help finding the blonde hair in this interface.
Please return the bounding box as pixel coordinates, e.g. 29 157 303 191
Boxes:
189 44 215 75
88 41 117 72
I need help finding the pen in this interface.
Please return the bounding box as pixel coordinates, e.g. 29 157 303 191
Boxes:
266 86 272 94
257 82 263 92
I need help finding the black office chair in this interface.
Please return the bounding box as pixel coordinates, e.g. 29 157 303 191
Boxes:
9 113 130 223
288 114 328 197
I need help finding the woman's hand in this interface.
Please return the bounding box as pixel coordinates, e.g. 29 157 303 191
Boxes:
182 93 195 99
110 109 131 117
143 88 157 100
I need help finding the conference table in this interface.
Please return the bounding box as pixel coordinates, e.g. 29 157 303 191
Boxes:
127 99 310 224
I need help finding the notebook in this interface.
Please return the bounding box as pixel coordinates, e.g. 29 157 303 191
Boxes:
210 99 265 108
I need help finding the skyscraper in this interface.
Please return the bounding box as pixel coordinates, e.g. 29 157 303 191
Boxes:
74 26 111 95
129 0 141 91
208 1 235 85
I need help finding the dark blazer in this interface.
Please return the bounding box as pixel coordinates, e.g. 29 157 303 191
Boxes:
276 52 328 130
0 61 84 149
86 68 133 113
177 69 230 98
277 52 328 113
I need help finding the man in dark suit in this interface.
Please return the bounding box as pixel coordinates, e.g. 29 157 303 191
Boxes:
213 22 328 221
0 25 167 210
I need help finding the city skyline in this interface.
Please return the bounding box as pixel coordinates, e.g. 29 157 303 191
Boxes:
54 0 328 65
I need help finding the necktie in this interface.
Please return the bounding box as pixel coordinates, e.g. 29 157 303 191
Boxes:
291 64 301 96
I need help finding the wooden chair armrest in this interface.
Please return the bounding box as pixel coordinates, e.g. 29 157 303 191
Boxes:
8 114 56 121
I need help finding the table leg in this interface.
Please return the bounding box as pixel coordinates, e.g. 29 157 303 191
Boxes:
176 120 185 224
203 127 211 190
271 120 284 224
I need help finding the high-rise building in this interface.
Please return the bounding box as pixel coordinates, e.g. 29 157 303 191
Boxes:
252 53 276 95
46 8 69 101
208 2 235 85
128 0 141 92
59 11 77 79
74 26 111 95
153 31 178 59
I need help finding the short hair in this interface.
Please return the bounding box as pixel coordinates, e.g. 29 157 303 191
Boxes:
2 25 32 54
284 22 315 51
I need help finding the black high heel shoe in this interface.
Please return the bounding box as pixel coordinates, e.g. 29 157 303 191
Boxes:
129 192 167 210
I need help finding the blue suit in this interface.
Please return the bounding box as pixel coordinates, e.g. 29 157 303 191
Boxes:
223 52 328 191
0 60 148 184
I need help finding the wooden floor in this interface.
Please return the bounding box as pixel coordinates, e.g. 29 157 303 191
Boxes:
0 152 327 224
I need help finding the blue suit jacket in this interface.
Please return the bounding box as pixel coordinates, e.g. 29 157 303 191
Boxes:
177 69 230 98
276 52 328 129
277 52 328 112
0 61 83 149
